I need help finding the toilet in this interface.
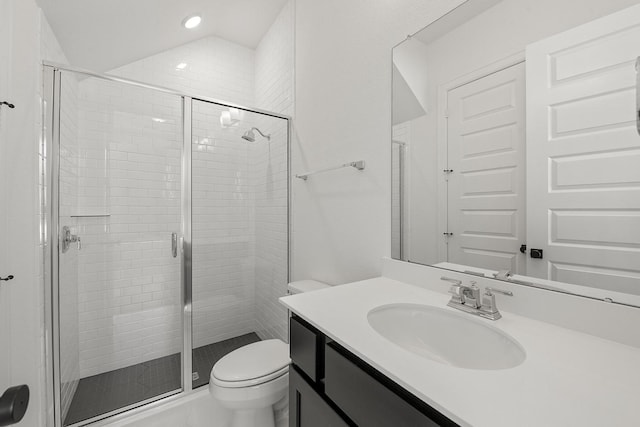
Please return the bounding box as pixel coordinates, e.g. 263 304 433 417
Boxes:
209 280 329 427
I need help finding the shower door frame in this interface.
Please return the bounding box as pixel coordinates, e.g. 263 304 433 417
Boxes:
43 62 292 427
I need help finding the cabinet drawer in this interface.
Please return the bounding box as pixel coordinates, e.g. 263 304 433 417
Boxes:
324 343 458 427
290 366 350 427
290 316 324 382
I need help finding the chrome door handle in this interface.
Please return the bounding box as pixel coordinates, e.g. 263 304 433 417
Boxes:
172 233 178 258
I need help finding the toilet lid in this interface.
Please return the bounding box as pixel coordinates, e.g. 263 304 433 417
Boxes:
212 339 290 387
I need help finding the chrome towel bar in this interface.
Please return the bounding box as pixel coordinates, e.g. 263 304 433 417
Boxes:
296 160 365 180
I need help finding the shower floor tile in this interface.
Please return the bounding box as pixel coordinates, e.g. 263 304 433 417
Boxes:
64 332 261 426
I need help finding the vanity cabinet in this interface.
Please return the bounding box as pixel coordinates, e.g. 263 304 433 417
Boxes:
289 315 459 427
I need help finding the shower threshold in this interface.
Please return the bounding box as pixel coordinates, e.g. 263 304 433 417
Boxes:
64 332 260 426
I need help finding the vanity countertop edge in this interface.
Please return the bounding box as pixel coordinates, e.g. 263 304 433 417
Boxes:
280 277 640 427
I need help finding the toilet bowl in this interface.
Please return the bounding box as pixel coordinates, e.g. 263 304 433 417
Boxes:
209 339 289 427
209 280 330 427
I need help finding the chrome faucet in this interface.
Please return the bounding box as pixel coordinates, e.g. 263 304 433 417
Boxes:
441 276 513 320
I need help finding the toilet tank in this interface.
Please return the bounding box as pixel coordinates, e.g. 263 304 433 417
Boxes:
287 280 330 295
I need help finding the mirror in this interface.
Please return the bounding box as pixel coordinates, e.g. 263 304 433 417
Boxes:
391 0 640 306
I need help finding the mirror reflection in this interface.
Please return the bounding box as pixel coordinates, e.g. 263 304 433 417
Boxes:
391 0 640 303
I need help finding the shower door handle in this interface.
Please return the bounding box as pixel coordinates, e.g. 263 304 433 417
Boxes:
172 233 178 258
61 226 81 253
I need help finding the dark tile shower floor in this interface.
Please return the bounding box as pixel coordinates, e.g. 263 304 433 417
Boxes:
65 332 261 426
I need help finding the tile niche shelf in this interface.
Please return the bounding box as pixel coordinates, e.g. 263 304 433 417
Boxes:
69 210 110 218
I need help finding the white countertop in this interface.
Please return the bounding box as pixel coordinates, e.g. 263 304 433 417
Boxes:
280 277 640 427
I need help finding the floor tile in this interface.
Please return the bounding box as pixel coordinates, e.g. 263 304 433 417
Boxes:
64 332 261 426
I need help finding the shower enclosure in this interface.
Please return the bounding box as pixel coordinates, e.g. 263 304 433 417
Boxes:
42 64 290 427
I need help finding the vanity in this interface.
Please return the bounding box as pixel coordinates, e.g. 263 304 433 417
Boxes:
280 260 640 427
287 314 457 427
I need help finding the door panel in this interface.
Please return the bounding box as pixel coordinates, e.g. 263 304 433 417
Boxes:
56 71 184 425
526 4 640 294
447 62 526 273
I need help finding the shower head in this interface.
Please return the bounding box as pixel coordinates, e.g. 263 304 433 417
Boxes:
241 127 271 142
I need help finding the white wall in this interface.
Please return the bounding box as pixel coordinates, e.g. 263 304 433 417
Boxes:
291 0 466 284
108 36 255 106
0 0 48 425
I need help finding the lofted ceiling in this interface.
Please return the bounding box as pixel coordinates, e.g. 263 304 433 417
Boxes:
36 0 289 72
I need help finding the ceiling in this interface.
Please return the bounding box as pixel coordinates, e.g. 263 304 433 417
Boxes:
36 0 289 72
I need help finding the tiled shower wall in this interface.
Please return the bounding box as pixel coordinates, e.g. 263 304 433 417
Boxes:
106 33 258 361
73 81 184 377
253 1 294 342
191 101 256 348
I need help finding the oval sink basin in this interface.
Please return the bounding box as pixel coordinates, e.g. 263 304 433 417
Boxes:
367 304 526 370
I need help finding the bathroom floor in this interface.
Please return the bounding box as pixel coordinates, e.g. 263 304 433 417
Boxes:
65 333 261 426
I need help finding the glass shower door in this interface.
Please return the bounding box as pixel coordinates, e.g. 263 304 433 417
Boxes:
189 99 290 389
55 70 184 426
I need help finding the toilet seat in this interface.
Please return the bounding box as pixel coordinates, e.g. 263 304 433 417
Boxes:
211 339 290 388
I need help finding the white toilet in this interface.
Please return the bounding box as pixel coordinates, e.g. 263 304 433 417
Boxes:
209 280 329 427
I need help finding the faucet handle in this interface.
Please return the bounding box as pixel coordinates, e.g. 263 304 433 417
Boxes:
442 277 465 304
448 283 464 304
485 287 513 296
480 287 513 319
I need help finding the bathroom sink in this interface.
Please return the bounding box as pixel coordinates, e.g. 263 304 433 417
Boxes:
367 304 526 370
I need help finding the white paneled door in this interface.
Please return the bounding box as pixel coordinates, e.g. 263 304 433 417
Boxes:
446 62 527 273
526 4 640 295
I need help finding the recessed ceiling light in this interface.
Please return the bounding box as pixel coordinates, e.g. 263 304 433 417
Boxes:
183 15 201 29
176 62 187 70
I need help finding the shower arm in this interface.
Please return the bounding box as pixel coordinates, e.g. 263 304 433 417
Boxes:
251 127 271 140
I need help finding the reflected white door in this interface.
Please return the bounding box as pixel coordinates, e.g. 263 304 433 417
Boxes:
447 62 526 273
526 4 640 295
